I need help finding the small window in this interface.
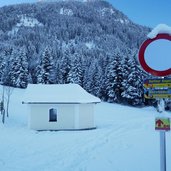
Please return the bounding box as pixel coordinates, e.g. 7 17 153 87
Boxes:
49 108 57 122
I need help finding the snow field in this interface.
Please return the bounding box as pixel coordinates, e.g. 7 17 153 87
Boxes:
0 88 171 171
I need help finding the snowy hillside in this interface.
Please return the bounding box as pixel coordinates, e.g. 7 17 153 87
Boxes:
8 15 43 35
0 0 151 106
0 87 171 171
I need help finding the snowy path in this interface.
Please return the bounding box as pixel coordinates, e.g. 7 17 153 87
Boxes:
0 88 171 171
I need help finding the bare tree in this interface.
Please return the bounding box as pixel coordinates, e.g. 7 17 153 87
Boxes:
5 86 13 118
1 85 13 123
1 86 5 124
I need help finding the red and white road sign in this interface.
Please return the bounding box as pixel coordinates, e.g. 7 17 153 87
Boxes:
138 33 171 77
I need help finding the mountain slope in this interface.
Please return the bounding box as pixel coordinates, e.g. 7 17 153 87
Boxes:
0 0 150 53
0 0 150 105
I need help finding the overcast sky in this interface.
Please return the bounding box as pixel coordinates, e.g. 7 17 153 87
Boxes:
0 0 171 28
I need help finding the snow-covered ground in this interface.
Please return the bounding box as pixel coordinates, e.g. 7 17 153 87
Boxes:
0 87 171 171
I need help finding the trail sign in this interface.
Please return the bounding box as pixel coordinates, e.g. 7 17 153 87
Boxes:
144 88 171 99
143 79 171 88
143 78 171 99
155 118 170 131
144 84 171 88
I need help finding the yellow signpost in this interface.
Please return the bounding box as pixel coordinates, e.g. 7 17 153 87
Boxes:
143 83 171 88
143 79 171 89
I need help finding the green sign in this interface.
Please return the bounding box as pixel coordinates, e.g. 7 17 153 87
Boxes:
155 118 170 131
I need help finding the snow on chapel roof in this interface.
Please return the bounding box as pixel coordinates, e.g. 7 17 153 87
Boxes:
147 24 171 39
23 84 101 104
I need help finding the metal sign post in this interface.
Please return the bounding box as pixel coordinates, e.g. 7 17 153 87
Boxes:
155 117 170 171
160 131 166 171
155 118 170 171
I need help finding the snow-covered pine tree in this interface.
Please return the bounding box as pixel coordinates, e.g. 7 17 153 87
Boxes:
2 48 29 88
67 53 83 86
57 49 71 84
121 52 144 106
92 61 103 98
121 49 133 104
134 52 147 105
106 50 123 103
83 62 93 93
36 64 44 84
36 46 54 84
0 52 6 84
97 53 112 101
83 59 103 97
16 48 29 88
3 49 19 87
